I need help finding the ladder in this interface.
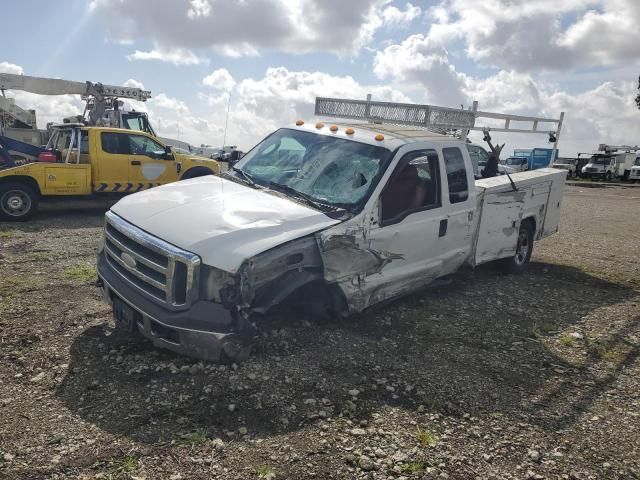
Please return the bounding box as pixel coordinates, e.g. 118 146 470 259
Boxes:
315 95 565 161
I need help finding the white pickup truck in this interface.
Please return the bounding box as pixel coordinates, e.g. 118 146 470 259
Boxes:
97 117 565 363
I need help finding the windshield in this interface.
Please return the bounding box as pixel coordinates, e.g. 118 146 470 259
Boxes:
234 128 392 212
591 156 610 165
634 158 640 167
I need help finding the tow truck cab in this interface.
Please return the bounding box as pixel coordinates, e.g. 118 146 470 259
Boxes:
0 125 219 220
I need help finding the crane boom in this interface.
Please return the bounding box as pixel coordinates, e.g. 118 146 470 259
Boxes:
0 72 155 138
0 73 151 101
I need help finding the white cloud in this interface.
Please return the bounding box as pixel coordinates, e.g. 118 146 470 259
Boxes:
91 0 392 57
558 0 640 65
423 0 640 71
123 78 145 89
0 61 24 75
202 68 236 91
373 34 469 106
381 2 421 27
187 0 211 19
212 43 260 59
126 45 205 65
150 93 191 115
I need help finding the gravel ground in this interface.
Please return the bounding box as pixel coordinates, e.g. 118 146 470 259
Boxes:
0 185 639 480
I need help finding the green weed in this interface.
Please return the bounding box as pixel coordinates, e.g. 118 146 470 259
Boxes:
415 427 438 447
64 263 97 282
254 464 275 477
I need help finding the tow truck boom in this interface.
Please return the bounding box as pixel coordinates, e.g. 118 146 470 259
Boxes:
0 73 153 134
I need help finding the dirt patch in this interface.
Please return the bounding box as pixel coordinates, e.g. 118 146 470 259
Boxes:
1 188 639 479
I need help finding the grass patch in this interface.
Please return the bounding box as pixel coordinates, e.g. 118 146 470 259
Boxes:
415 427 438 447
253 464 275 478
529 321 556 338
0 229 15 239
110 455 139 475
560 334 576 347
593 347 625 363
0 276 31 296
175 429 209 447
402 461 426 473
64 263 97 282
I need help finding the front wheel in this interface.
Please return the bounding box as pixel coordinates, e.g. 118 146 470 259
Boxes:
605 171 612 181
180 167 215 180
499 220 534 274
0 182 39 221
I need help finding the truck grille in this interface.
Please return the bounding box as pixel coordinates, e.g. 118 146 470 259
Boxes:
586 167 598 173
103 211 200 310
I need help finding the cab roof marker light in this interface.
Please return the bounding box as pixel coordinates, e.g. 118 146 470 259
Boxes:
296 119 304 126
345 127 355 135
329 125 338 132
316 122 324 129
375 134 384 141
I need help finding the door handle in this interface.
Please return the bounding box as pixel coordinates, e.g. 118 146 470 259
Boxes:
438 219 448 237
176 162 182 173
130 160 141 165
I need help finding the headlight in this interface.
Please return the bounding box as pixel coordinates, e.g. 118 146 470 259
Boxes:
199 265 236 304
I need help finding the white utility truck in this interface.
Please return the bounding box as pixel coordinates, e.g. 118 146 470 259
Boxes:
581 145 638 181
629 156 640 182
97 97 566 363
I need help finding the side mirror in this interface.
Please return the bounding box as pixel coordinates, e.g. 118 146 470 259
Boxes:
165 145 172 155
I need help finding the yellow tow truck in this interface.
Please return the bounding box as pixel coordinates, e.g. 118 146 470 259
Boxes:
0 124 220 221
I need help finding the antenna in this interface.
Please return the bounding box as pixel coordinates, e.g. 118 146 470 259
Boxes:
222 90 231 150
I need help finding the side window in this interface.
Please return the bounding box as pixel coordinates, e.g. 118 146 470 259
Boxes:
80 131 89 155
442 147 468 204
381 150 441 225
129 135 166 157
101 133 130 155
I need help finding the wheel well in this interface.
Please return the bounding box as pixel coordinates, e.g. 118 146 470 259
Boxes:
181 167 214 180
0 176 41 197
522 216 536 236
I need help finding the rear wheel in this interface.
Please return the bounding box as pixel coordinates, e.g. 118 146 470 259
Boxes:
0 182 39 221
500 220 534 274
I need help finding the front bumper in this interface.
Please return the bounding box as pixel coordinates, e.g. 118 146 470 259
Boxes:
97 252 243 361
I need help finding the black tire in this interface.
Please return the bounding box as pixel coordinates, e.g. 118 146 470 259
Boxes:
566 170 572 179
0 182 39 221
605 171 612 181
180 167 214 180
499 220 534 274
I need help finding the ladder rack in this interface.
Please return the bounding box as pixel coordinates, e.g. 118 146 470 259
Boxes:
315 96 565 159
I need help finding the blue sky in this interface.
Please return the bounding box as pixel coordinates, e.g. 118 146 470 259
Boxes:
1 0 639 154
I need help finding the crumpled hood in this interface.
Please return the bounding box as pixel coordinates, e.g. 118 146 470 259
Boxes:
110 175 341 273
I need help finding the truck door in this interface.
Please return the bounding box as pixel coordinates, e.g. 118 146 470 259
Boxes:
95 132 135 192
126 133 180 189
360 149 452 301
439 146 475 272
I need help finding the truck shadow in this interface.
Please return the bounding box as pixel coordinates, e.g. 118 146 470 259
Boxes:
57 262 639 444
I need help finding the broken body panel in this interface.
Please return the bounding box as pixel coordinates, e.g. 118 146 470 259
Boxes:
97 123 566 361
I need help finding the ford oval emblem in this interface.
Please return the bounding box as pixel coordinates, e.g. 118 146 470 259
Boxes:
121 252 137 269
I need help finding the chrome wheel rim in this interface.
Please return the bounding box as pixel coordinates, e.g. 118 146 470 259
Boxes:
1 190 31 217
514 228 529 266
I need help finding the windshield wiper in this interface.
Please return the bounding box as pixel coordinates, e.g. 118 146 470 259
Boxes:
231 167 257 188
267 182 339 212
